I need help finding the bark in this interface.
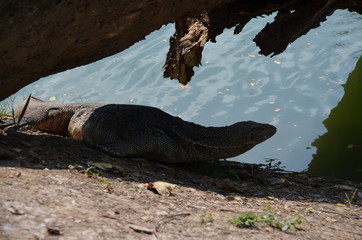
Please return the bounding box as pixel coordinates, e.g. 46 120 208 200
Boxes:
1 0 361 100
0 0 229 101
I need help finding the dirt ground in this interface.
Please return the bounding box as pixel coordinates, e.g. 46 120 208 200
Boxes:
0 119 361 240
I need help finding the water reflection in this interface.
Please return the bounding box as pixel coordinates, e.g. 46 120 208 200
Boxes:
307 56 362 181
14 10 362 179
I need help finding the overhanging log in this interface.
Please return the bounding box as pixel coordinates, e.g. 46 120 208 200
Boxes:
0 0 229 101
0 0 361 100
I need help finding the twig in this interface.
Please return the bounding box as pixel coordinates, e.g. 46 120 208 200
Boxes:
16 94 32 127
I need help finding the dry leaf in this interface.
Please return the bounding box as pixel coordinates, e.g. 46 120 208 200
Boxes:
147 181 174 196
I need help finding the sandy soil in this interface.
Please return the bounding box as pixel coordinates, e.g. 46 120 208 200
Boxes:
0 120 361 240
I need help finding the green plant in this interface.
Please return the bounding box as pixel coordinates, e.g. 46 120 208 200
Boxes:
263 204 275 211
83 166 100 177
228 213 258 228
261 158 286 172
259 212 304 231
68 164 83 170
200 214 213 224
131 186 142 193
70 163 101 177
229 208 304 231
0 95 17 119
0 100 11 117
344 189 358 207
105 182 113 190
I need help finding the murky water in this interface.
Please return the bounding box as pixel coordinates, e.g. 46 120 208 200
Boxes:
15 10 362 179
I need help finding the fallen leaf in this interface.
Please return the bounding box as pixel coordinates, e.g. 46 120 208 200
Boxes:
147 181 174 196
325 217 336 222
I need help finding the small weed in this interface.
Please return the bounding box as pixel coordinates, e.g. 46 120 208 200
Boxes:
105 182 113 190
68 164 83 170
259 212 304 231
100 180 123 190
83 166 100 177
0 95 17 118
69 163 101 177
229 208 304 231
344 189 358 207
200 214 213 224
261 158 285 172
263 204 275 211
131 186 142 193
228 213 258 228
0 100 11 117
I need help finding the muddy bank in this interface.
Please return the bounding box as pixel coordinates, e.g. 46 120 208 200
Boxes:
0 126 361 239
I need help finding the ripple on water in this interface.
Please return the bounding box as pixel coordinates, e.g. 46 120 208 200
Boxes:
14 10 362 173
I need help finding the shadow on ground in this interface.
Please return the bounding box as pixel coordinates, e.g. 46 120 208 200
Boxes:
1 128 361 240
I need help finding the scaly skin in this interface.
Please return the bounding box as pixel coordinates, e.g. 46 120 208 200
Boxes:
15 97 276 163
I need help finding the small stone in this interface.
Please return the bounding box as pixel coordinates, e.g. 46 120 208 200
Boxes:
47 227 62 235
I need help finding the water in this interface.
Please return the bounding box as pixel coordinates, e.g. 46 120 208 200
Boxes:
14 10 362 179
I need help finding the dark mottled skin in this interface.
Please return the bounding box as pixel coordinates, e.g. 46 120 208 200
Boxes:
16 97 276 163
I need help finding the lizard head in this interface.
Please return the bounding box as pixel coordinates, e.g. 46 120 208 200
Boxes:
15 97 73 136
